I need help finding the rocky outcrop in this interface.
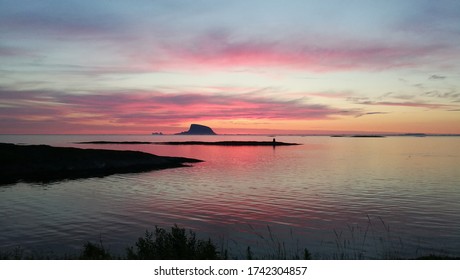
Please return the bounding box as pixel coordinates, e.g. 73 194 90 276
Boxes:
176 124 216 135
154 141 300 146
77 140 300 146
0 143 202 185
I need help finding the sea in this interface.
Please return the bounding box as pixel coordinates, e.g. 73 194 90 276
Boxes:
1 134 459 259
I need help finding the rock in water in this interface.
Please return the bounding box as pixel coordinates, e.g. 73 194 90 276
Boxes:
176 124 217 135
0 143 202 185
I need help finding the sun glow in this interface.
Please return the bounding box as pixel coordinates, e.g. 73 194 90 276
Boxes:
1 1 459 134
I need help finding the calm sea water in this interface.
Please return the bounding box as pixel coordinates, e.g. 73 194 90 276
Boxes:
1 135 459 259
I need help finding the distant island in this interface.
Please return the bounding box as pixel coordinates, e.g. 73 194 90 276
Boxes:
0 143 201 185
331 135 386 138
402 133 426 137
153 141 300 146
77 141 153 144
351 135 385 138
77 141 300 146
176 124 216 135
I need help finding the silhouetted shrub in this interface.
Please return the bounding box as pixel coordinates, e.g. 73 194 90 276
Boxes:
80 241 111 260
0 246 25 260
126 225 219 260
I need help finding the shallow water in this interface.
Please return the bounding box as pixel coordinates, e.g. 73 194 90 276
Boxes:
1 135 459 259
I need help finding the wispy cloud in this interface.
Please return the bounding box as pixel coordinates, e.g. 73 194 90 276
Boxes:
149 31 446 72
0 45 38 58
429 74 446 80
0 3 127 39
349 90 459 110
423 90 460 99
1 1 459 134
0 87 359 133
356 100 450 109
355 111 388 118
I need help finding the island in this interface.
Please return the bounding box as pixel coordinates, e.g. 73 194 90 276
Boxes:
153 141 300 146
176 124 217 135
76 141 154 144
77 141 301 146
331 135 386 138
401 133 427 137
351 135 385 138
0 143 202 185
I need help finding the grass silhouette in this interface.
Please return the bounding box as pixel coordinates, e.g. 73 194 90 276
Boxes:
126 225 219 260
78 225 220 260
1 222 458 260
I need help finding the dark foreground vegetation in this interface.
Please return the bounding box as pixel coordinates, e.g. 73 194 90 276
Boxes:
0 143 201 185
84 226 220 260
0 226 221 260
0 225 308 260
1 224 458 260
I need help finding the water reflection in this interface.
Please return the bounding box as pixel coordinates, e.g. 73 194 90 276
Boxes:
0 135 459 258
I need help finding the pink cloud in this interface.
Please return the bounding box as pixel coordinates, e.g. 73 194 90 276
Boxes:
55 90 359 122
357 100 450 109
0 88 358 133
143 32 446 72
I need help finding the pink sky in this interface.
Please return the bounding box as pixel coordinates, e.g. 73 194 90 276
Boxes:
1 1 459 134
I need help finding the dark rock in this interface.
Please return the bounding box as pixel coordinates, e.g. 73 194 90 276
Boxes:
0 143 202 185
351 135 385 138
176 124 216 135
154 141 300 146
77 141 154 144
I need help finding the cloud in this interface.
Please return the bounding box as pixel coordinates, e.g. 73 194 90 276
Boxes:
395 1 460 39
0 87 359 133
0 45 38 58
304 91 353 99
56 91 357 122
349 91 457 110
356 100 449 109
111 29 448 74
429 74 446 80
355 111 388 118
0 2 126 39
2 1 459 78
423 90 460 99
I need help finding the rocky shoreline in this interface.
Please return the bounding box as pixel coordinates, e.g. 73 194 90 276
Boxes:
154 141 300 146
0 143 202 185
77 140 301 146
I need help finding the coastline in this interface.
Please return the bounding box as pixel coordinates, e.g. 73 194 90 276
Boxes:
76 140 301 146
0 143 202 185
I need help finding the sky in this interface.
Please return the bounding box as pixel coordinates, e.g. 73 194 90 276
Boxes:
1 0 460 134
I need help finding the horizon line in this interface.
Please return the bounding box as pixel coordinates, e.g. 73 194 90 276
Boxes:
1 133 460 137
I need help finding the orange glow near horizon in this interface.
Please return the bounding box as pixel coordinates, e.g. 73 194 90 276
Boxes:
1 1 460 135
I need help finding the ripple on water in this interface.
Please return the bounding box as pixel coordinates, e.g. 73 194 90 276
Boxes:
1 136 460 258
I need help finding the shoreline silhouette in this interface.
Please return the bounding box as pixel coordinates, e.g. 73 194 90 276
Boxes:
0 143 202 185
77 140 301 146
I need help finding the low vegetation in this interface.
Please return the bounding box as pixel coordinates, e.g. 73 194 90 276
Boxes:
125 226 219 260
1 223 457 260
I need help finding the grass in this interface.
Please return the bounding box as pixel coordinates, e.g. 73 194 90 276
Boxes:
244 224 311 260
0 246 25 260
125 225 219 260
332 215 405 259
1 222 458 260
79 225 220 260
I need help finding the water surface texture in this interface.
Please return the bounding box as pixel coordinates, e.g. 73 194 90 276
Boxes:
1 135 459 259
